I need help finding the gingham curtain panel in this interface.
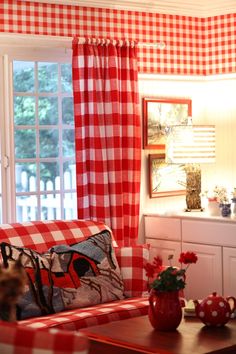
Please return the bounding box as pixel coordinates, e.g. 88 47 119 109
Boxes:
0 321 89 354
72 38 141 246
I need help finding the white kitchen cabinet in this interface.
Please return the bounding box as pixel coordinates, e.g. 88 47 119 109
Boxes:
223 247 236 297
144 214 236 301
182 242 222 300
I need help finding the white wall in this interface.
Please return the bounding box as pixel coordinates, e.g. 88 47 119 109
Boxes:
138 74 236 242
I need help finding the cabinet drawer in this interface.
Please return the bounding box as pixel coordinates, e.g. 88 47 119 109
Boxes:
145 216 181 241
182 219 236 247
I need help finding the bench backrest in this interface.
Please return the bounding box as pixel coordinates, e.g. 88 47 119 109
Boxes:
0 219 112 253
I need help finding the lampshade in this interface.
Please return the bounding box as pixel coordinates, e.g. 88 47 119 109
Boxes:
165 124 216 212
166 125 216 164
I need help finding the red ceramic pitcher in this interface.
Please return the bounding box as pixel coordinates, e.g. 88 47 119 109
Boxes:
148 289 183 331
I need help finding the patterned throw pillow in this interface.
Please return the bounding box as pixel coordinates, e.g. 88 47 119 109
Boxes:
115 244 150 298
0 230 124 319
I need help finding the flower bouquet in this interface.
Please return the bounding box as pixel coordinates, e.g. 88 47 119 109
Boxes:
145 251 198 292
145 251 198 331
202 185 229 204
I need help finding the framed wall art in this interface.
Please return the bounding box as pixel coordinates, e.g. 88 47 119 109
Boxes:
149 154 186 198
143 97 192 149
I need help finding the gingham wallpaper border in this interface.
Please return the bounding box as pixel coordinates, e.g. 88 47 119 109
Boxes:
0 1 236 75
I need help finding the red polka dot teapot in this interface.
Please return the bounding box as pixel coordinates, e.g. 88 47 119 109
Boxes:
194 292 236 327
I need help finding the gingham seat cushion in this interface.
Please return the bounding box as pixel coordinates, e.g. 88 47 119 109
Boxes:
0 320 89 354
19 297 149 331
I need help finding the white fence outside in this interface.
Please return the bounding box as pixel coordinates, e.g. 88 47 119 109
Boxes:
16 168 77 221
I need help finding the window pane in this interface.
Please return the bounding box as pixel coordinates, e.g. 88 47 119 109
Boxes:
15 163 37 192
39 129 59 158
14 96 35 125
40 162 59 191
62 97 74 125
63 161 76 190
64 193 77 219
41 194 61 220
14 129 36 158
16 195 38 221
12 58 76 223
13 61 34 92
38 97 58 125
62 129 75 157
61 63 72 93
38 62 58 93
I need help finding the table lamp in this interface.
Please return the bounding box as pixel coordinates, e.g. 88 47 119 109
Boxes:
166 124 216 211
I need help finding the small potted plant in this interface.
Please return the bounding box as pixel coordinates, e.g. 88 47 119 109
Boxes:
202 186 230 217
144 252 198 331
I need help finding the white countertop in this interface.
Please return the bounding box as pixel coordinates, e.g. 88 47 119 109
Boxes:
144 210 236 224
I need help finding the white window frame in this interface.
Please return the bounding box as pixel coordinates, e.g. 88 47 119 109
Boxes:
0 34 74 223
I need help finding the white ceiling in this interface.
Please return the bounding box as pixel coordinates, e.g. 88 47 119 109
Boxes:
32 0 236 17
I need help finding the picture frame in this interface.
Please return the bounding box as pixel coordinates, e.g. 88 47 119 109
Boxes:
149 154 186 198
143 97 192 149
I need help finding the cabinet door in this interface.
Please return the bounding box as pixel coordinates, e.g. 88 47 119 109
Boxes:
182 242 222 300
147 238 181 266
223 247 236 297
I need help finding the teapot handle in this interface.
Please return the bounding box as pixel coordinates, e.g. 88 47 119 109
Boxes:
226 296 236 315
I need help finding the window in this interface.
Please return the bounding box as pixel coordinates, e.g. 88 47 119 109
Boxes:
0 43 77 223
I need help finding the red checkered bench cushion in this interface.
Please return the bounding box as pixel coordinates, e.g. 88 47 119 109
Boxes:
0 220 125 321
0 320 89 354
0 220 149 331
19 297 149 331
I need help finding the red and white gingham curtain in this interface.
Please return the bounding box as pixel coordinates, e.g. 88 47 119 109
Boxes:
72 38 141 246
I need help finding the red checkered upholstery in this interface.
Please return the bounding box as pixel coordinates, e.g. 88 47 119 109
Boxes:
0 320 89 354
0 220 149 331
0 219 116 253
115 245 150 297
19 297 148 331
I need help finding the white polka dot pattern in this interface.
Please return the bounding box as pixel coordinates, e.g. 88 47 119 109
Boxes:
194 292 236 327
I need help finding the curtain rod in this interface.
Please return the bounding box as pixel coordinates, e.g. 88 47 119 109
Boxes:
75 36 166 49
0 33 166 49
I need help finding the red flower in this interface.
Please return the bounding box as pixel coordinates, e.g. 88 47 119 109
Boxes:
153 256 163 271
144 262 156 278
144 256 163 278
179 251 198 264
146 251 197 292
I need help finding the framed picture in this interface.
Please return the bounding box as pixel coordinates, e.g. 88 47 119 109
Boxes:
143 97 192 149
149 154 186 198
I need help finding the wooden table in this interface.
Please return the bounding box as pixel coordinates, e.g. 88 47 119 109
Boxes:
81 316 236 354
